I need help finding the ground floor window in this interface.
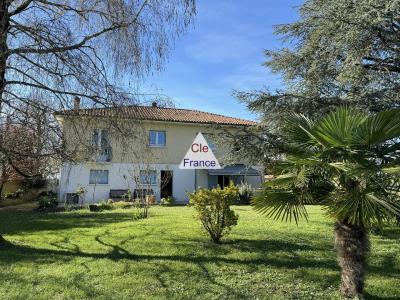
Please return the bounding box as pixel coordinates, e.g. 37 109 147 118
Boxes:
89 170 109 184
139 170 157 185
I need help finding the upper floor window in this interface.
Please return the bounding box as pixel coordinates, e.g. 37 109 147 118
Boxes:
149 130 166 147
89 169 109 184
139 170 157 185
92 129 110 148
92 129 112 162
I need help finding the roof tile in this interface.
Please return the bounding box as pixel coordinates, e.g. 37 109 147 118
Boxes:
54 106 257 126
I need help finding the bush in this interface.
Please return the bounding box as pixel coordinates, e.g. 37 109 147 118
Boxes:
160 196 176 206
97 200 113 210
3 192 16 199
188 183 239 243
122 190 133 201
90 200 135 212
237 182 255 204
2 188 25 200
38 194 58 210
112 201 135 209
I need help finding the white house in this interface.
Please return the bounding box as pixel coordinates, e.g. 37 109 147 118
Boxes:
55 102 262 204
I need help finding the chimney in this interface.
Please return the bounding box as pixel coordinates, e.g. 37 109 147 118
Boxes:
151 101 157 107
73 96 80 110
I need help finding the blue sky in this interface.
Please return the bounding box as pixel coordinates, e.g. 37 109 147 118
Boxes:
144 0 303 121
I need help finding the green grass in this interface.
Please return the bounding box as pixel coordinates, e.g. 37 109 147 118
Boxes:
0 206 399 300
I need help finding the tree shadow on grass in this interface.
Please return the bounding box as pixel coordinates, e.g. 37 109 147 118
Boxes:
0 236 398 299
364 293 400 300
0 211 135 234
0 238 337 270
224 238 328 252
163 237 333 263
376 226 400 240
368 253 400 279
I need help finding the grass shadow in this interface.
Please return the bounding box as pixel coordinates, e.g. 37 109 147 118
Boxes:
0 211 136 234
0 239 337 271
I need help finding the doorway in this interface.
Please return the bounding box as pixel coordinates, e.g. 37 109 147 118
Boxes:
161 170 173 198
217 175 230 189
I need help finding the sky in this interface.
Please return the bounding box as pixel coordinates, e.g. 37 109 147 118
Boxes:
143 0 303 121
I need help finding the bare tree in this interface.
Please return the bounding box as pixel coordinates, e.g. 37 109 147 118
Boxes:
119 120 171 218
0 117 43 195
0 0 196 245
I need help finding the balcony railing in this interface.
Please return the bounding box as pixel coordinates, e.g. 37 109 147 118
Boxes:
96 147 112 162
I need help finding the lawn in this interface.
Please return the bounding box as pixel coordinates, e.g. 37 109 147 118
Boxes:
0 206 399 300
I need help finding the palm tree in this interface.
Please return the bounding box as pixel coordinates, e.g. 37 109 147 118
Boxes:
253 107 400 298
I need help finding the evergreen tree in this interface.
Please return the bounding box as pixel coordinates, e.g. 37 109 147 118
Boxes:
237 0 400 121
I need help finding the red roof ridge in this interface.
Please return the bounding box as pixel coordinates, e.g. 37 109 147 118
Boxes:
54 105 257 126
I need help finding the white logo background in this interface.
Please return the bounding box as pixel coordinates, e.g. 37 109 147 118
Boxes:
179 132 222 169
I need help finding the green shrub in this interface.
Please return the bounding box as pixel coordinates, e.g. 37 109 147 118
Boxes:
188 183 239 243
2 188 25 200
160 196 176 206
112 201 135 209
98 200 113 210
3 192 15 199
122 190 133 201
93 200 134 211
237 182 255 204
38 194 58 210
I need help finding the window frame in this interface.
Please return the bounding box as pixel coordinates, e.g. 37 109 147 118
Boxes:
92 129 111 148
149 130 166 148
89 169 109 185
139 170 158 185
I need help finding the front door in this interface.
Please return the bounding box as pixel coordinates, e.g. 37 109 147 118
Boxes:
160 170 173 198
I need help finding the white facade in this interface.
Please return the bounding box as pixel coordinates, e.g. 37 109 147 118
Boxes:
59 162 263 204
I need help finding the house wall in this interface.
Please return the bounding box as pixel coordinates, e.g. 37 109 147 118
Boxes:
57 117 244 165
57 116 263 204
59 163 262 204
60 163 200 203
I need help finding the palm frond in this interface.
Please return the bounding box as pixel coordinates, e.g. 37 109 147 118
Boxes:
314 107 367 148
252 190 311 224
264 173 298 188
286 154 321 166
257 106 400 228
325 192 400 227
355 109 400 146
282 113 323 149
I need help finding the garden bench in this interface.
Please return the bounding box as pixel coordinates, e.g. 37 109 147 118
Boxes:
109 189 129 200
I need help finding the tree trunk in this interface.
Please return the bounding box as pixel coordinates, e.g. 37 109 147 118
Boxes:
0 0 9 105
0 180 4 197
334 220 370 299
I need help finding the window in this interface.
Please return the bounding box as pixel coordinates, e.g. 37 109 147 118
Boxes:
100 130 110 148
89 170 109 184
92 129 112 162
92 129 110 148
149 130 166 147
139 170 157 185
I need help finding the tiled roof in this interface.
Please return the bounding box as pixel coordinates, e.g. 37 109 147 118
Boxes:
54 105 257 126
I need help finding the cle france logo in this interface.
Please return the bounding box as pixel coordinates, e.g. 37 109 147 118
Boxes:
179 132 221 169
